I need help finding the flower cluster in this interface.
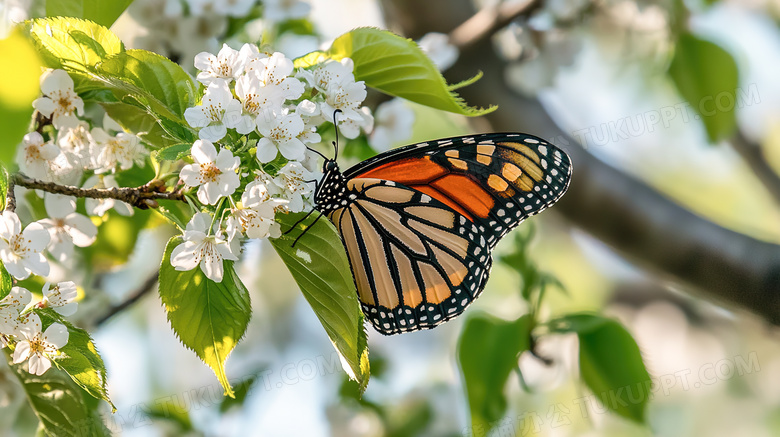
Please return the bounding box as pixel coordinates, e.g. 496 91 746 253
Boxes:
0 67 136 376
0 283 77 375
171 44 375 282
185 45 373 162
25 69 145 219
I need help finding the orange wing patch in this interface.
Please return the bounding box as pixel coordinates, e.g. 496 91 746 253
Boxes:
357 156 447 185
430 174 495 219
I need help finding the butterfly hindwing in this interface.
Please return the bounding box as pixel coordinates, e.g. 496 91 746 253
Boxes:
326 179 492 335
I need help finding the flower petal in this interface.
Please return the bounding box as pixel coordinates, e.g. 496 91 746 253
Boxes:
23 223 51 251
255 138 278 163
64 214 98 247
180 164 203 187
191 139 218 164
24 253 50 277
277 138 306 161
32 97 55 117
29 354 52 376
199 124 227 142
200 253 224 282
43 323 69 348
184 107 211 128
3 259 30 280
44 193 77 218
171 242 201 271
216 149 239 171
13 341 31 363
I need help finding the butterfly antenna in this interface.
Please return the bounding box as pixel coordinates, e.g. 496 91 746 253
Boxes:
332 109 343 160
306 146 328 161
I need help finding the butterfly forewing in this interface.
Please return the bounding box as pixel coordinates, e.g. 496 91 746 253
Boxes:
317 133 571 335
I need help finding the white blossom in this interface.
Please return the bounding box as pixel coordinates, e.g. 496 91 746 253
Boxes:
0 211 50 280
263 0 311 22
256 112 306 162
227 180 287 240
295 100 323 145
300 58 356 92
249 52 303 93
319 77 370 139
57 122 95 170
32 69 84 129
369 98 415 152
39 194 98 263
194 43 245 85
269 161 315 213
180 139 241 205
16 132 62 181
0 287 32 338
338 106 373 140
185 81 242 142
418 32 459 71
40 281 78 316
226 74 281 134
84 174 134 217
170 213 239 282
90 127 147 173
12 316 68 376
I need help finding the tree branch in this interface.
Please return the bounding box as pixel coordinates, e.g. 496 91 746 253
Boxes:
11 173 185 209
382 0 780 324
448 0 543 50
94 272 159 327
729 129 780 207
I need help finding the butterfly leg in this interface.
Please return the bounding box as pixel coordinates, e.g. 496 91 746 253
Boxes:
283 208 317 235
291 211 324 248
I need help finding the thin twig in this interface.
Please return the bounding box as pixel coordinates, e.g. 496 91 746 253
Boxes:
448 0 543 50
5 178 15 212
11 173 185 210
729 129 780 208
95 273 159 326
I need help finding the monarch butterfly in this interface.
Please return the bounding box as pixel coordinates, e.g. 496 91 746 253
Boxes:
305 131 571 335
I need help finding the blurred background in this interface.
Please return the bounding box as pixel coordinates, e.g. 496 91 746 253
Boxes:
3 0 780 436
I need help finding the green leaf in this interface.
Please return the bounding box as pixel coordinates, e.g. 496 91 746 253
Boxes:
0 30 42 167
0 263 11 300
101 101 186 149
5 349 110 437
95 49 198 124
457 313 532 433
0 164 8 211
46 0 134 28
668 33 739 142
25 17 124 73
549 313 651 424
323 27 495 116
270 212 370 392
36 309 115 411
158 236 252 398
155 143 193 162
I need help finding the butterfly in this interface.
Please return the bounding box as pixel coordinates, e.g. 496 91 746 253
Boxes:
305 132 571 335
